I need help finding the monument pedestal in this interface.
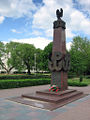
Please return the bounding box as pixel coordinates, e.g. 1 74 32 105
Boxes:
9 89 85 111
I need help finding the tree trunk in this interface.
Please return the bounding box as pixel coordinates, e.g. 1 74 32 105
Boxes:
27 67 31 75
6 67 14 74
7 70 10 74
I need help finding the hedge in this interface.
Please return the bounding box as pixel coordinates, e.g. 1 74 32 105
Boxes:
85 75 90 79
0 75 50 80
0 78 88 89
68 81 88 87
0 79 50 89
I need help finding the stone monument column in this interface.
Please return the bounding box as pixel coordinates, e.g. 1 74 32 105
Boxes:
48 8 70 90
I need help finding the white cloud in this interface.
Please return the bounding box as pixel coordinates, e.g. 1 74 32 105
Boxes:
66 29 75 38
66 42 72 51
45 29 53 37
11 37 72 50
0 16 4 23
70 10 90 35
78 0 90 13
31 30 42 36
11 37 52 50
11 29 22 34
0 0 36 18
2 41 8 44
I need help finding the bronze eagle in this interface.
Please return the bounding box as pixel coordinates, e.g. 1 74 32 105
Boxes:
56 8 63 19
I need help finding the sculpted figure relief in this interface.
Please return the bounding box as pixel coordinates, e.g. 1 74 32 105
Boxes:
48 52 62 71
48 52 70 72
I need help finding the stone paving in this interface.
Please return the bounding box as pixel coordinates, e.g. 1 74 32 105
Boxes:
0 85 90 120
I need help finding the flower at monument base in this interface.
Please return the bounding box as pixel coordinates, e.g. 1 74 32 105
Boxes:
49 85 60 92
56 89 58 92
49 88 51 91
52 89 54 91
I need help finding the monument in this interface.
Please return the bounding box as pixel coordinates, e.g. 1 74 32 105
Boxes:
48 8 70 90
9 9 85 111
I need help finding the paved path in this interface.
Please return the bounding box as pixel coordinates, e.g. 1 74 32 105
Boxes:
0 85 90 120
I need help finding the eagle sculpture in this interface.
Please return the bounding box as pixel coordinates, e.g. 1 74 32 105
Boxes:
56 8 63 19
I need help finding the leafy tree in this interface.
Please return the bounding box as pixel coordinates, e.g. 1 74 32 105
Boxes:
10 43 36 74
0 41 16 74
35 48 43 71
41 42 52 71
70 36 90 76
0 42 5 70
5 42 21 73
6 41 20 52
0 42 4 58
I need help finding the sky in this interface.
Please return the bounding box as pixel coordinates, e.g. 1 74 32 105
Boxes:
0 0 90 50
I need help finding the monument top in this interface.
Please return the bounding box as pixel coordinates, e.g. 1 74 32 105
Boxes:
56 8 63 20
53 8 66 29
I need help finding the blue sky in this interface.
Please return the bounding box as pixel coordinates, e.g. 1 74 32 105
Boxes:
0 0 90 50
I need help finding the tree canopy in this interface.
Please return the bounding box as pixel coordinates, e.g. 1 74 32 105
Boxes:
41 42 52 71
70 36 90 76
0 41 14 73
0 36 90 75
10 43 36 74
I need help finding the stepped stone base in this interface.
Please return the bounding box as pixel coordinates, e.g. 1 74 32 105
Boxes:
9 89 86 111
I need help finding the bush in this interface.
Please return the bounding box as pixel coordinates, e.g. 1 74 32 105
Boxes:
0 79 50 89
79 75 83 82
0 71 6 74
0 74 50 80
13 71 27 74
0 75 29 80
85 75 90 79
68 81 88 87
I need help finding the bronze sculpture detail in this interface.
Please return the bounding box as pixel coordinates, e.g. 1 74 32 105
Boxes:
53 8 65 29
56 8 63 19
48 52 70 72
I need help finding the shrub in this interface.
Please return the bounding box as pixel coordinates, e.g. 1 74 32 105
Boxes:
0 74 50 80
68 81 88 87
85 75 90 79
0 79 50 89
0 71 6 74
79 75 83 82
13 71 27 74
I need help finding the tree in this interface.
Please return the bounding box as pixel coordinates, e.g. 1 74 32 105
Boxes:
0 42 5 70
5 42 21 73
35 48 43 71
0 42 4 58
10 43 36 74
41 42 52 71
0 41 16 74
70 36 90 76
